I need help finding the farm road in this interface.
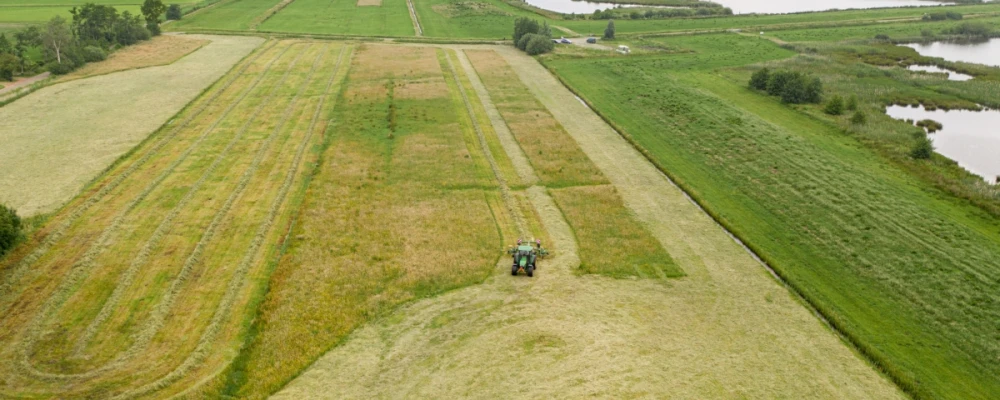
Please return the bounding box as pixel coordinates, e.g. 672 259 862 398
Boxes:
273 44 903 399
0 35 263 216
0 72 49 98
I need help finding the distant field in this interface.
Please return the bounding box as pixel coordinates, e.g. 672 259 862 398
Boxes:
168 0 282 31
0 4 143 23
416 0 536 38
258 0 414 36
547 33 1000 399
56 34 209 83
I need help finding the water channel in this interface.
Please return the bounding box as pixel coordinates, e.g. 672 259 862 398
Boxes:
521 0 952 15
886 105 1000 181
907 65 973 81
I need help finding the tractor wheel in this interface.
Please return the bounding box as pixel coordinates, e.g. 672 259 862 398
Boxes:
526 265 534 277
512 264 519 276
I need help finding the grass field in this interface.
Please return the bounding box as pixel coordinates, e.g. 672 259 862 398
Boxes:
772 15 1000 42
0 39 351 398
168 0 282 31
546 32 1000 399
272 44 901 399
415 0 537 38
0 34 261 217
0 4 143 23
257 0 414 36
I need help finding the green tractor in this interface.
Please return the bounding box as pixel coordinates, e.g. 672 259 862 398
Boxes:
507 239 548 277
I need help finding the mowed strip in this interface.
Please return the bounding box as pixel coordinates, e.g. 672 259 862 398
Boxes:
0 34 263 217
0 40 345 399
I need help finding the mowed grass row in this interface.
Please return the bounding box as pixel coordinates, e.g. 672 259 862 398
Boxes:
547 33 1000 399
258 0 414 36
215 44 509 399
466 49 678 280
0 40 344 398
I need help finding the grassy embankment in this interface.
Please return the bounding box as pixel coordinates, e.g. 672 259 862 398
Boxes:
546 33 1000 399
466 49 679 279
215 44 514 399
0 40 340 398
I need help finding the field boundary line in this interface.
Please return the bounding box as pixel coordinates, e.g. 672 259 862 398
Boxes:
0 39 279 317
407 0 423 36
537 58 913 396
15 42 297 381
444 50 526 237
249 0 297 30
118 44 348 400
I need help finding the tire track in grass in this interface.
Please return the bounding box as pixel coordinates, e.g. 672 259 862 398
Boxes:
0 40 279 317
117 44 350 400
16 43 306 381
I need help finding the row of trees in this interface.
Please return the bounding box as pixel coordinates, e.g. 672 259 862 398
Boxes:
0 0 176 81
749 68 823 104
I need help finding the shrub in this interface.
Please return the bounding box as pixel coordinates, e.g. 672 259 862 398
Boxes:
825 95 845 115
0 204 20 257
513 17 541 46
850 110 867 125
166 4 182 20
874 34 891 41
604 19 615 40
0 53 18 81
916 119 944 133
944 22 993 37
525 34 555 55
82 45 107 62
846 94 858 111
764 70 822 104
910 137 934 159
47 59 77 75
516 34 532 51
749 68 770 91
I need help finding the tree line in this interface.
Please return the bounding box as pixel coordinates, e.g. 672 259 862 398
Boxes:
0 0 181 81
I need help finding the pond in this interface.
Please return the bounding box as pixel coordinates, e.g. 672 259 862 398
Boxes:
886 105 1000 181
521 0 951 15
907 65 973 81
903 39 1000 67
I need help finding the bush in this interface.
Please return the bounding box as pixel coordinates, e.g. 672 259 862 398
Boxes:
846 94 858 111
525 34 554 55
944 22 993 37
749 68 770 91
763 70 822 104
516 34 532 51
604 19 615 40
0 53 18 81
874 34 891 41
825 95 845 115
46 60 78 75
82 45 107 62
166 4 182 20
513 17 541 47
0 204 21 257
850 111 867 125
910 137 934 159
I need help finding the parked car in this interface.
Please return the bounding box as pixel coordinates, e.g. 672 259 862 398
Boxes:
559 37 572 44
586 37 597 44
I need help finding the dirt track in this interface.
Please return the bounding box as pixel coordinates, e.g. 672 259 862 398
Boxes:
271 45 904 399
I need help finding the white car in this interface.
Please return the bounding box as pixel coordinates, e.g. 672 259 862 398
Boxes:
559 38 572 44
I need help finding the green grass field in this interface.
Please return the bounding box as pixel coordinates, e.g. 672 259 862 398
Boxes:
416 0 536 38
772 16 1000 42
0 4 142 23
256 0 414 36
546 33 1000 399
168 0 282 31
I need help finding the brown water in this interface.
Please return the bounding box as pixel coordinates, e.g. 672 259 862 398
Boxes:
522 0 949 14
886 105 1000 181
904 39 1000 67
907 65 973 81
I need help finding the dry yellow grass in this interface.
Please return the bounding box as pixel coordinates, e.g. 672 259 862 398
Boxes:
56 35 209 83
466 49 605 188
0 35 262 217
0 40 348 399
356 0 382 6
219 44 514 399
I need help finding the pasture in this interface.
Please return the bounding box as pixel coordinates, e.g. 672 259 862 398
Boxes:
258 0 414 36
0 4 143 23
546 32 1000 399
